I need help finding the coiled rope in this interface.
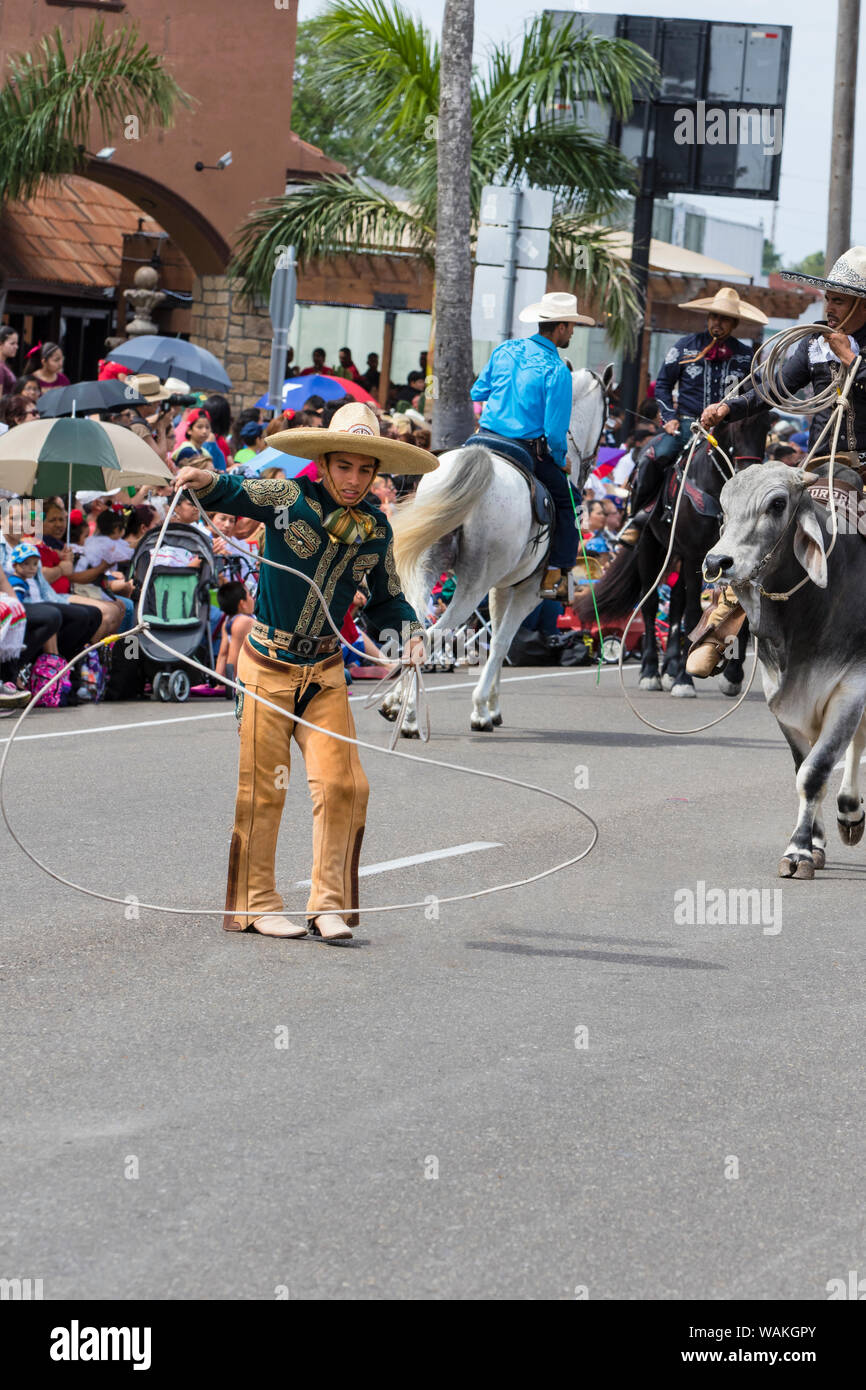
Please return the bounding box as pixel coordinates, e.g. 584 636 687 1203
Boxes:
0 485 598 923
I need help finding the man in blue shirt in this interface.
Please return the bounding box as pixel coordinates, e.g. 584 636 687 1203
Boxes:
471 291 595 599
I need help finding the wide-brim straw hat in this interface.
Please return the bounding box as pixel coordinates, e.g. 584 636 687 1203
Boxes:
267 402 439 475
677 285 768 325
518 291 595 326
781 245 866 300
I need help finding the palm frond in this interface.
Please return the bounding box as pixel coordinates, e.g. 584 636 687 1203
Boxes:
0 20 191 203
230 179 435 298
505 120 638 210
550 214 642 353
480 14 656 127
313 0 439 142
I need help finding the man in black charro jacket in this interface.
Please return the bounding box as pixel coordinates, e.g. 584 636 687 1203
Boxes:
693 246 866 678
628 286 767 520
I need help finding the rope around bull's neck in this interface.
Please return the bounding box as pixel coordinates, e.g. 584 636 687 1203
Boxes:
0 484 599 923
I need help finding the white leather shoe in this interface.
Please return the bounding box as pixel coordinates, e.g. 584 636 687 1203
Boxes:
251 914 307 938
308 913 353 941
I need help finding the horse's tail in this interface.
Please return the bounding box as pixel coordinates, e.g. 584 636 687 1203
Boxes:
392 445 494 583
574 544 643 625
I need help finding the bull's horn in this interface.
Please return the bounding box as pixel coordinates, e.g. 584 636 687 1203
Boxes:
799 471 819 486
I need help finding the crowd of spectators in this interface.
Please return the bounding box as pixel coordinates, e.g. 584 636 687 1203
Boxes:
0 337 437 711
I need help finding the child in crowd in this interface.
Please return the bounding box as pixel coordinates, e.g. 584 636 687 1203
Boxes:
214 581 255 685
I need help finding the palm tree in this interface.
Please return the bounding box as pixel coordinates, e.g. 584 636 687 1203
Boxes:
0 20 191 204
231 4 656 438
435 0 475 448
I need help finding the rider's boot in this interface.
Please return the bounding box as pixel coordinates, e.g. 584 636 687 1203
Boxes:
685 586 745 678
540 566 574 603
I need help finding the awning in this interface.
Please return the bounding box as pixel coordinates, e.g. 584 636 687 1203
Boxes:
603 230 752 282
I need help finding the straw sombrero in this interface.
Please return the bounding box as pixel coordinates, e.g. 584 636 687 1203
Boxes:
678 285 768 326
781 246 866 300
267 402 438 474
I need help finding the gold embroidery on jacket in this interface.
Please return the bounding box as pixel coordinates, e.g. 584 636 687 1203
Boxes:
384 538 402 596
295 541 338 634
282 517 321 559
242 477 300 509
311 542 360 636
352 553 379 582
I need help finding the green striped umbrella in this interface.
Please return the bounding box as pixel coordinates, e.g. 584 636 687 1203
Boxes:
0 417 172 497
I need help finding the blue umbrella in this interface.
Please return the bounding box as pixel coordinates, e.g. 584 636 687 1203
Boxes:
254 374 375 408
105 335 231 393
241 446 312 478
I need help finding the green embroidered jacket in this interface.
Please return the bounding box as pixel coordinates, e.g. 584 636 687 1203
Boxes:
192 472 422 665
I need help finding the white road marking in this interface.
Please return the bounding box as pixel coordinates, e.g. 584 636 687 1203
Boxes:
295 840 502 886
0 664 616 745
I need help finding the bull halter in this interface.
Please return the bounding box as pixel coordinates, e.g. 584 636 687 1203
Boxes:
734 482 815 601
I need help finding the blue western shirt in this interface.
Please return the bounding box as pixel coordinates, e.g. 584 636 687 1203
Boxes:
471 334 573 469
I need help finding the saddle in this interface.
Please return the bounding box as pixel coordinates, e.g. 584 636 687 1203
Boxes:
644 457 722 523
461 433 554 528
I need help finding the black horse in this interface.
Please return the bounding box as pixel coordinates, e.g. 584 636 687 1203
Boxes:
578 410 771 696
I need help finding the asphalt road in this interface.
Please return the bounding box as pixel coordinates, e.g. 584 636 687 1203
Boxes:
1 661 864 1301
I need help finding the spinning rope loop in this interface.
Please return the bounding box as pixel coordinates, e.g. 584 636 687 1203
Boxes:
0 485 599 922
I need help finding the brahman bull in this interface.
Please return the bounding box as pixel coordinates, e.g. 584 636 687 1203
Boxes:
703 464 866 879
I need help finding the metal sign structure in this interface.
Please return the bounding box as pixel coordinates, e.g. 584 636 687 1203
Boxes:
546 12 792 200
471 185 554 342
267 246 297 415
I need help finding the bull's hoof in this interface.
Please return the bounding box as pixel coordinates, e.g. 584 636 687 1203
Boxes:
717 676 742 698
837 812 865 845
399 724 420 739
778 855 814 879
491 712 503 727
660 672 675 691
639 675 662 691
470 717 495 732
812 846 826 870
378 703 398 723
671 683 697 699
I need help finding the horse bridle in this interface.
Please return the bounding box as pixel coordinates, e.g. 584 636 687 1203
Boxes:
567 369 609 474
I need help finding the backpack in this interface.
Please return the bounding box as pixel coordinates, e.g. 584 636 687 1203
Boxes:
77 648 107 703
29 653 71 708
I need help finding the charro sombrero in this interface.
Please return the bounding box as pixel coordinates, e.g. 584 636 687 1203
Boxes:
781 246 866 300
518 291 595 326
678 285 768 325
267 402 438 475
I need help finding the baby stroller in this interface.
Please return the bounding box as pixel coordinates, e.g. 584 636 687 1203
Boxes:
131 523 219 702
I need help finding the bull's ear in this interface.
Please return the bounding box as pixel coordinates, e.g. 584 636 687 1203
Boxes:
793 504 828 587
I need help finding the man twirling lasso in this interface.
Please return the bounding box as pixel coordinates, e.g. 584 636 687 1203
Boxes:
173 404 436 943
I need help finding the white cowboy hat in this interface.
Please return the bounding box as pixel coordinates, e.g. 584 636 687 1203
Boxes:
677 285 768 325
782 245 866 300
267 402 439 475
518 291 595 327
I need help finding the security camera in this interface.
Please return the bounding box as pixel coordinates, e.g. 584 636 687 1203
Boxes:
216 151 232 170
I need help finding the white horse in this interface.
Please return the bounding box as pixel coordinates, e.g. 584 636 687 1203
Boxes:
381 364 614 735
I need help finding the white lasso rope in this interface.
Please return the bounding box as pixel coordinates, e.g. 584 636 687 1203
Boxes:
0 485 598 922
617 323 861 735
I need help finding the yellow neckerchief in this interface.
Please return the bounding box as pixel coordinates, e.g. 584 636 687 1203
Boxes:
319 459 379 544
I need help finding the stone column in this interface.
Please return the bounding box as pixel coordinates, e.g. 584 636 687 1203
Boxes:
189 274 273 411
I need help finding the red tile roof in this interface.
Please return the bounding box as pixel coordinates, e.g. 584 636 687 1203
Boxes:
0 176 165 290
